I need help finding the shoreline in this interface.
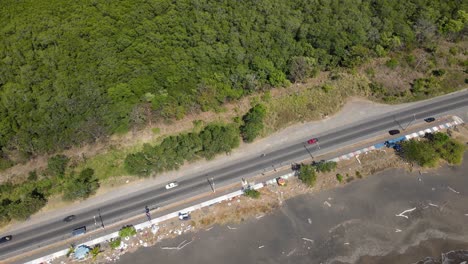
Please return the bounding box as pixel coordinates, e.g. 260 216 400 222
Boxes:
113 152 468 264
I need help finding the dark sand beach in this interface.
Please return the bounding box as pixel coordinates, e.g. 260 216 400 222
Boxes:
118 154 468 264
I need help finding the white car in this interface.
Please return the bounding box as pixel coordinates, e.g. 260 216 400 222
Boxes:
178 212 190 220
165 181 179 189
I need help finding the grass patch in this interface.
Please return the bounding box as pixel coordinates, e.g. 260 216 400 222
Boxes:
264 73 370 132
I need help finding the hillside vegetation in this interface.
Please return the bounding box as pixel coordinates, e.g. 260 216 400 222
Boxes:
0 0 466 166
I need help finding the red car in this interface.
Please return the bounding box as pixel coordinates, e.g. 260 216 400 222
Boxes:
307 138 318 144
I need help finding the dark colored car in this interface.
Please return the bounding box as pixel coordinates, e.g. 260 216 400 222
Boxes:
389 130 400 135
63 215 76 222
0 235 12 244
424 117 436 123
307 138 318 144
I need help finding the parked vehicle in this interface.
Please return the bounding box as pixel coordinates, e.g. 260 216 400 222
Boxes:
388 130 400 135
0 235 12 244
165 182 179 190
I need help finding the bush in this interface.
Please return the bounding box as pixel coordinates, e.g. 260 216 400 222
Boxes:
355 171 362 178
7 190 47 220
63 168 100 201
321 84 334 93
298 164 317 187
385 58 399 69
0 157 14 171
119 225 137 238
47 155 70 177
240 104 267 143
91 245 101 259
244 188 260 199
109 237 121 249
401 132 464 167
432 69 446 77
336 173 343 182
401 140 438 167
27 170 38 181
313 161 337 173
125 123 240 176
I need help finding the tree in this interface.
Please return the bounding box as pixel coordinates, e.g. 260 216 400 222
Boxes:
288 56 317 83
7 190 47 220
240 104 267 143
298 164 317 187
401 140 438 167
63 168 100 201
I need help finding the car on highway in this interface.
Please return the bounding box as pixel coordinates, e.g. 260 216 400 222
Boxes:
165 181 179 189
63 215 76 222
72 226 86 236
388 130 400 135
178 212 191 220
424 117 436 123
307 138 318 144
0 235 12 244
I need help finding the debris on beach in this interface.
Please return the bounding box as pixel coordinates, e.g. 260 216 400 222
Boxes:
396 207 417 219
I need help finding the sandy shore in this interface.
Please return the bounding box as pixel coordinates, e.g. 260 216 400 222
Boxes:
116 152 468 264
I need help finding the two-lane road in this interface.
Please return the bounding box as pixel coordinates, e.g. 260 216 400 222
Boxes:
1 90 467 261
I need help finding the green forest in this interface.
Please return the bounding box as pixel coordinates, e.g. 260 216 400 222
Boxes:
0 0 466 165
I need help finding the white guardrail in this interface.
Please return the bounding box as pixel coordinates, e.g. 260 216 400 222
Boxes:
24 116 464 264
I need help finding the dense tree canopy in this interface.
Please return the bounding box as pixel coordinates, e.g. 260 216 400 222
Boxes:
0 0 465 161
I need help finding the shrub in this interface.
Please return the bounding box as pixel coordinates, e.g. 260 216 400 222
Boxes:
7 190 47 220
401 133 465 167
91 245 101 259
313 161 337 173
401 140 438 167
0 157 14 171
27 170 38 181
385 58 399 69
240 104 267 143
321 84 334 93
244 188 260 199
119 225 137 238
432 69 446 77
63 168 99 201
355 171 362 178
336 173 343 182
47 155 70 177
109 237 121 249
125 123 240 176
298 164 317 187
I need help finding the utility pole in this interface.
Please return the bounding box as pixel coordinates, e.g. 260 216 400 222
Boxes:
98 209 105 229
303 144 314 159
316 141 321 150
93 216 97 226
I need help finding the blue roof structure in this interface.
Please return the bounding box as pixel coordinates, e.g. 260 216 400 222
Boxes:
74 245 90 260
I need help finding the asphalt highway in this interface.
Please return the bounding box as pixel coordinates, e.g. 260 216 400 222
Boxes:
0 90 467 261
